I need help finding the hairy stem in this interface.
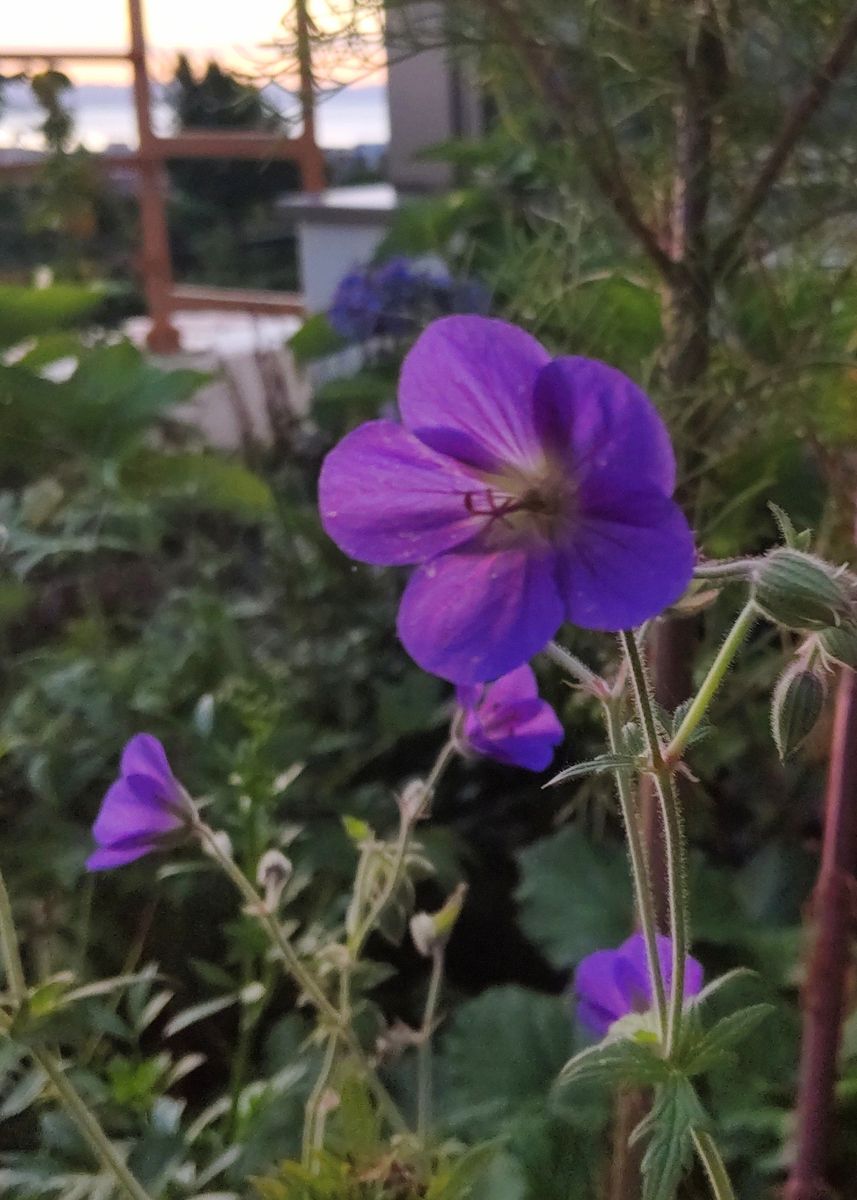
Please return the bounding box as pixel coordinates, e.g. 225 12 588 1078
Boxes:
693 1130 737 1200
621 632 687 1055
417 946 445 1140
604 700 667 1038
667 601 757 763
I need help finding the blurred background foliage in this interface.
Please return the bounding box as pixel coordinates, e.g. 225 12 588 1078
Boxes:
3 2 857 1197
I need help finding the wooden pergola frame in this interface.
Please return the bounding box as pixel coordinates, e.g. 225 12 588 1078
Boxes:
1 0 324 351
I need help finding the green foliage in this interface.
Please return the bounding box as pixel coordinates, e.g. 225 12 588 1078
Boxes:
515 827 632 966
0 285 106 351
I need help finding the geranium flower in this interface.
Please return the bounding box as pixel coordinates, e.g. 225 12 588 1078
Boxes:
574 933 703 1037
456 664 563 771
87 735 192 871
319 315 694 683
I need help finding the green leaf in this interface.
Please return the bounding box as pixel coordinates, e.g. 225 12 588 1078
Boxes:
545 753 637 787
681 1004 775 1076
163 992 238 1037
0 283 104 350
633 1078 710 1200
556 1037 671 1090
439 986 573 1130
516 827 632 966
288 313 346 364
120 450 273 518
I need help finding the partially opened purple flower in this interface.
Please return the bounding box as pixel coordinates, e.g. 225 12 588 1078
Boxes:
319 315 694 683
456 664 563 771
87 735 192 871
574 932 704 1037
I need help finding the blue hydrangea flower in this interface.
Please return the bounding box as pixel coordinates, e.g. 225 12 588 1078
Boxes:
87 735 191 871
456 664 563 771
319 314 694 683
328 257 488 342
575 933 704 1036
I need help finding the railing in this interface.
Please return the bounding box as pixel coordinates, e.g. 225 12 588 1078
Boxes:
0 0 323 350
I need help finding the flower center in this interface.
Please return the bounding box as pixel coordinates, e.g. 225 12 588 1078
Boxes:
463 462 574 547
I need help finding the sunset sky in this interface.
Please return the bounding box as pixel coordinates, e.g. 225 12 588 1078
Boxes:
2 0 385 85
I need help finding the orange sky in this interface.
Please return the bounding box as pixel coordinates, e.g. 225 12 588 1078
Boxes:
2 0 385 85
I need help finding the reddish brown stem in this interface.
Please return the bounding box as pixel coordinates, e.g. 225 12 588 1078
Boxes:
785 668 857 1200
713 2 857 278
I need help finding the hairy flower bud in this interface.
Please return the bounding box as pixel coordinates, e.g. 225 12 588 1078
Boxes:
818 622 857 670
771 660 827 760
409 883 467 957
752 549 853 632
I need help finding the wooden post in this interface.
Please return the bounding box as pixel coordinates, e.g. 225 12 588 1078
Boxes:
127 0 180 353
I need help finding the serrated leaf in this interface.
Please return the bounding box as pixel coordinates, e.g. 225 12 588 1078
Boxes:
516 827 632 966
768 502 801 548
633 1078 710 1200
545 753 637 787
682 1004 774 1076
556 1037 671 1089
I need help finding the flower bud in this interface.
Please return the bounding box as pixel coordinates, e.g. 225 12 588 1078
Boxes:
398 778 429 823
818 622 857 670
256 848 293 909
752 549 853 632
771 660 827 760
409 883 467 957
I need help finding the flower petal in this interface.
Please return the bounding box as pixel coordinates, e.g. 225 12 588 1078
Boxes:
466 698 563 771
558 492 695 631
619 933 704 1004
398 316 551 472
120 734 177 795
574 949 628 1036
92 777 180 850
86 843 154 871
319 419 487 565
397 545 563 683
533 357 677 495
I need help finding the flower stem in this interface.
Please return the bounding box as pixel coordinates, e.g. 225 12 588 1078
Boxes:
302 1030 339 1166
195 824 407 1133
693 1130 737 1200
545 641 609 696
348 737 457 959
693 558 758 582
621 632 687 1056
603 699 667 1039
0 867 26 1004
417 946 445 1140
666 601 757 763
0 867 153 1200
30 1046 155 1200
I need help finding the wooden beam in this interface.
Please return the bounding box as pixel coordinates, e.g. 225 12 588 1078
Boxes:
170 284 304 317
148 131 313 161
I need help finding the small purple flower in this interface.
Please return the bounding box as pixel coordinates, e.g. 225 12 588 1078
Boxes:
456 664 563 771
319 315 694 683
87 735 191 871
574 933 704 1037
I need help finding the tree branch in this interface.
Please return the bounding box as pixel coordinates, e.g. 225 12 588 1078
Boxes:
713 2 857 278
479 0 676 281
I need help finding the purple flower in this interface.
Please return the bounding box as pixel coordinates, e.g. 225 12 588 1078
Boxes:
87 735 191 871
319 315 694 683
456 664 563 771
574 933 704 1037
